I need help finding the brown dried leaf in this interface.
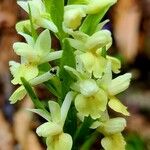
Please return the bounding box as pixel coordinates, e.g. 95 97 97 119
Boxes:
0 111 14 150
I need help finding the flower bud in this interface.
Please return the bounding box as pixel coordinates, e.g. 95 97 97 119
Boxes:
86 0 117 14
64 7 86 30
86 30 112 51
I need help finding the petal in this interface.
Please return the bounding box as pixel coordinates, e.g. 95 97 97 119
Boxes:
13 42 36 61
86 0 117 14
55 133 73 150
11 64 38 84
79 52 95 74
19 32 35 47
9 86 26 104
64 66 82 80
92 55 107 78
90 121 101 129
101 133 126 150
18 1 41 17
97 61 112 90
9 61 20 78
108 97 130 116
35 29 51 54
15 20 35 33
75 89 107 119
108 73 132 95
37 18 58 33
43 51 63 63
80 52 107 78
27 109 51 121
48 101 61 123
98 117 126 135
68 38 85 51
85 30 112 51
22 64 39 82
79 79 99 96
36 122 62 137
61 92 76 125
107 56 121 74
64 7 86 30
71 31 89 42
17 1 28 13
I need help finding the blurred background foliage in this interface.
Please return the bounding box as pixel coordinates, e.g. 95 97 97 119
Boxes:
0 0 150 149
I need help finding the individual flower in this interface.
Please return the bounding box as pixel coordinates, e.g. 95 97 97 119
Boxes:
101 133 126 150
64 66 107 119
66 29 120 78
17 0 58 32
9 70 55 104
98 117 126 150
36 92 75 150
10 29 62 85
97 61 132 115
91 116 126 150
64 5 86 30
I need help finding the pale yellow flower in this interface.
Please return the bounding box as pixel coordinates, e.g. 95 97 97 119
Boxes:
97 117 126 150
10 30 62 85
97 62 131 116
64 66 108 119
17 0 58 32
36 92 75 150
101 133 126 150
66 29 121 78
64 5 86 30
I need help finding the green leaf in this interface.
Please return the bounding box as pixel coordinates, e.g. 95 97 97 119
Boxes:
59 39 76 99
80 7 110 35
73 116 94 145
21 77 45 110
81 132 99 150
49 0 66 40
43 0 51 13
44 76 62 98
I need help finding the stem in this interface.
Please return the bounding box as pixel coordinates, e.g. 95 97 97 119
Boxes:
80 132 99 150
73 116 94 144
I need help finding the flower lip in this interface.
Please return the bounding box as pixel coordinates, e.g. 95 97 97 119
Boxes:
79 79 99 97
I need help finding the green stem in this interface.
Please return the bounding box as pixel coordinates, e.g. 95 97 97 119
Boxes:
73 116 94 144
81 132 99 150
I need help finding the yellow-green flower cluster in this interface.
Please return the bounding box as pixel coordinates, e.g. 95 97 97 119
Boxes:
63 0 131 149
9 0 131 150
